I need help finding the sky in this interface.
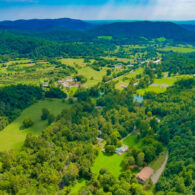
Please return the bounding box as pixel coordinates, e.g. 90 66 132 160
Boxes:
0 0 195 21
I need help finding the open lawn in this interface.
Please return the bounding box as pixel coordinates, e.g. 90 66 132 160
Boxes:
123 133 142 149
91 151 124 178
70 179 86 195
92 133 142 178
0 99 70 151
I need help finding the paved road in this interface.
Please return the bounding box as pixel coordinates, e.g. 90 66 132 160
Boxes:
151 151 169 184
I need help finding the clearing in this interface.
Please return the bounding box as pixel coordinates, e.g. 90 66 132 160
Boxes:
0 99 70 151
158 46 195 53
137 74 193 95
91 133 142 178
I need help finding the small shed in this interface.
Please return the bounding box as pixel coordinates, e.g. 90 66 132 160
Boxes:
136 167 154 184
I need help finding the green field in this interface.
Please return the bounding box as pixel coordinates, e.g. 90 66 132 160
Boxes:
91 151 124 178
98 36 112 40
0 99 70 151
137 74 193 95
77 66 107 87
158 46 195 53
70 179 86 195
91 133 142 178
116 68 144 90
123 133 142 149
60 58 89 67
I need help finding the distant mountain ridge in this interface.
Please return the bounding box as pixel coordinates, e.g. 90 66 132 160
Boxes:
0 18 95 32
89 21 195 42
0 18 195 43
181 24 195 32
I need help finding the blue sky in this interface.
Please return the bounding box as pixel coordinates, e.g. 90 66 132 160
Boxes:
0 0 194 20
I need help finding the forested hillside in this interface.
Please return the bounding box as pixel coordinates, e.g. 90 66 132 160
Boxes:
90 21 195 43
0 18 95 32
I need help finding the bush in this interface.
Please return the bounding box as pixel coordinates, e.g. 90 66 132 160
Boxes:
48 114 55 125
23 117 33 128
45 88 67 98
105 145 115 154
41 108 50 120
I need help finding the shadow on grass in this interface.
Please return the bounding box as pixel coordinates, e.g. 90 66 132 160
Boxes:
102 152 115 157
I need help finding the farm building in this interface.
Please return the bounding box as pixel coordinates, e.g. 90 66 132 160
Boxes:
42 82 49 88
115 63 123 69
58 77 77 88
127 65 134 67
136 167 154 184
153 59 161 64
65 77 74 82
116 145 128 155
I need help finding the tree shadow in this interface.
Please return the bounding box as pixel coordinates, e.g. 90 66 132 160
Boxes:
19 125 26 130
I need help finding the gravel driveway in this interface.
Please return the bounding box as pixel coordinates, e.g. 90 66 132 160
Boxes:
151 151 169 184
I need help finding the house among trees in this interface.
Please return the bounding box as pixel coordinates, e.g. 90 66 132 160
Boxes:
42 81 49 88
58 77 77 88
116 145 128 155
115 63 123 69
153 59 161 64
136 167 154 184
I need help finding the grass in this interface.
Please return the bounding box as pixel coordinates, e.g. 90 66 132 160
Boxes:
116 68 144 90
91 151 124 178
123 133 142 149
60 58 88 67
98 36 112 40
158 46 195 53
78 67 107 87
91 133 142 178
0 99 70 151
103 56 132 63
70 179 86 195
149 151 167 172
137 74 193 95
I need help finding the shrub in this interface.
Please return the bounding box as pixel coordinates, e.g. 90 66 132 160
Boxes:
23 117 33 128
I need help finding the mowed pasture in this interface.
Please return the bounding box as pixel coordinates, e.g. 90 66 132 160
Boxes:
0 99 70 151
137 74 193 95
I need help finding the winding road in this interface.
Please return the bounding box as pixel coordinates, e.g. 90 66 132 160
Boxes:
151 151 169 184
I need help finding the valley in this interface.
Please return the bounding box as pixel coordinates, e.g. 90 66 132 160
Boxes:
0 18 194 195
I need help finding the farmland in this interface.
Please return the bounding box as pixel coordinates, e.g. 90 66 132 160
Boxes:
137 74 193 95
158 46 195 53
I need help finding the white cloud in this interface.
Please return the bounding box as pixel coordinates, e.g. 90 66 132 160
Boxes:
0 0 194 21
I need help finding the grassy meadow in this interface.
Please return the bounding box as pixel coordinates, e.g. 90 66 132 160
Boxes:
137 74 193 95
158 46 195 53
0 99 70 151
115 68 144 90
